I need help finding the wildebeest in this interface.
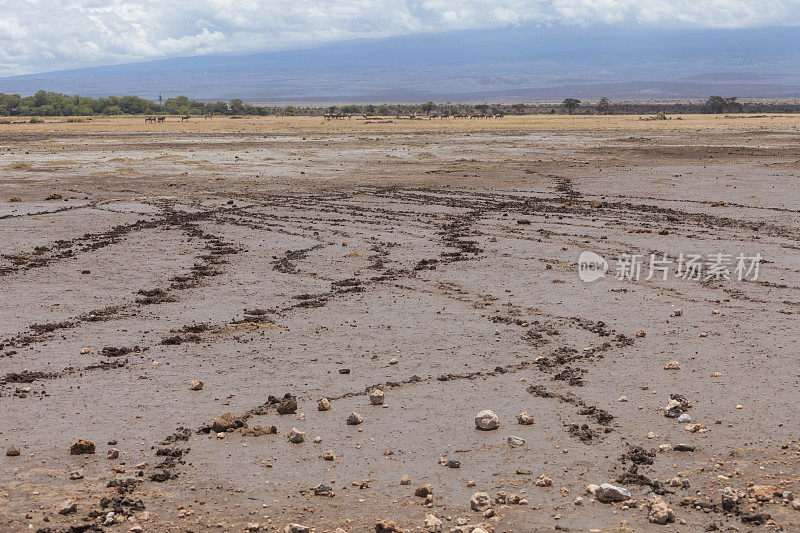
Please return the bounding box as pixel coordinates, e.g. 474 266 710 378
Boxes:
145 116 155 123
157 116 166 123
181 115 190 122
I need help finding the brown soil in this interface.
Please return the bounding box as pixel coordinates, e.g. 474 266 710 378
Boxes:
1 115 800 532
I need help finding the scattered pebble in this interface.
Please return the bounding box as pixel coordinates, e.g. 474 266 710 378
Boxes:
346 412 363 425
189 379 204 391
470 491 492 511
647 495 676 524
474 410 499 431
288 428 305 444
507 436 525 447
107 448 119 460
58 500 77 515
594 483 631 503
318 398 331 411
369 389 385 405
69 439 95 455
415 484 433 497
516 412 534 425
5 446 20 457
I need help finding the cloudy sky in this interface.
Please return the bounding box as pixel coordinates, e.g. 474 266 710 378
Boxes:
1 0 799 77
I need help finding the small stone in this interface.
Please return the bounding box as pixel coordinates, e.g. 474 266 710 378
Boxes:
673 443 695 452
574 496 584 505
245 523 261 532
424 513 443 532
346 412 363 425
69 439 95 455
374 519 402 533
216 432 225 439
618 395 628 402
287 428 305 443
736 404 743 409
276 395 297 414
470 491 492 511
748 485 780 502
646 432 657 439
80 347 90 354
369 389 385 405
284 524 310 533
446 459 460 469
129 526 143 533
685 423 707 433
663 361 681 370
415 484 434 497
5 446 20 457
58 500 77 515
677 413 691 423
648 495 676 524
475 410 500 431
507 436 525 447
211 413 245 433
69 470 84 480
792 499 800 511
595 483 631 503
400 475 410 485
313 484 335 497
107 448 119 460
636 329 646 338
658 444 672 452
535 474 553 487
338 368 350 374
586 484 600 495
189 379 204 391
318 398 331 411
516 412 534 425
671 308 683 317
483 508 495 519
323 450 335 461
388 357 398 365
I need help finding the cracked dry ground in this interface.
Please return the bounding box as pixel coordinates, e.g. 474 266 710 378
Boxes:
1 123 800 532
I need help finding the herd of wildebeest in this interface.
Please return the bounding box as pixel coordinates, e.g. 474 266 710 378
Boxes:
141 112 506 123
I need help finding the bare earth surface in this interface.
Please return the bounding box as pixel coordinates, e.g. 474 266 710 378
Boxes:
1 115 799 533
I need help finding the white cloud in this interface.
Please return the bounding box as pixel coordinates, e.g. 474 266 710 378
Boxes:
1 0 799 76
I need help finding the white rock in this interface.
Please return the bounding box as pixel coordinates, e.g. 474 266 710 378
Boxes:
595 483 631 503
369 389 385 405
475 410 500 431
423 513 443 532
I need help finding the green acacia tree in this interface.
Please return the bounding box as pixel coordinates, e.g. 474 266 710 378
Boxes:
562 98 581 114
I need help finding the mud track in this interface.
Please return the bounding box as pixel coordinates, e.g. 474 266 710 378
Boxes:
1 123 800 532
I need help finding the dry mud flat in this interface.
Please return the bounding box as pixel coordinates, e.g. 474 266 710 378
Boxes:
1 116 800 532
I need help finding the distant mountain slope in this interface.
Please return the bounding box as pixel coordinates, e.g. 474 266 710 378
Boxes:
2 25 799 102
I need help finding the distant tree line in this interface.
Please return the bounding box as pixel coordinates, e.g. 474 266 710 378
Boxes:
2 90 799 118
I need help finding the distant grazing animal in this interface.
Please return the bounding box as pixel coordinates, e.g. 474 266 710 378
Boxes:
181 115 190 122
145 116 155 123
157 116 166 123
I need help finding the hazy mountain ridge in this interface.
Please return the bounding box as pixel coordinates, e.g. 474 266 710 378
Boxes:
2 25 799 102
